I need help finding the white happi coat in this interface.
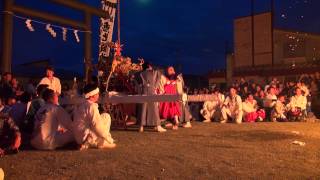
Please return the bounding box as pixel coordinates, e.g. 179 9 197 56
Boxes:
201 93 225 120
288 95 307 110
39 77 62 95
271 100 287 119
221 94 243 123
242 100 258 115
31 103 74 150
73 100 114 146
264 94 277 108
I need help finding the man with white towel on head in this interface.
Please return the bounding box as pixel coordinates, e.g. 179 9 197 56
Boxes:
73 84 116 150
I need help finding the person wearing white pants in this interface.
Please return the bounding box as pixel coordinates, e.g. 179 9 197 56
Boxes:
31 89 74 150
73 84 116 150
221 87 243 124
201 88 225 123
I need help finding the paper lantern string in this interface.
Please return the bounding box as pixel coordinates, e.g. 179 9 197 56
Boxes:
74 30 80 43
62 27 67 41
2 10 92 43
46 24 57 38
25 19 35 32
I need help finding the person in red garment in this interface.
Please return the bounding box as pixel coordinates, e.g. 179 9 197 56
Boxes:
159 66 181 130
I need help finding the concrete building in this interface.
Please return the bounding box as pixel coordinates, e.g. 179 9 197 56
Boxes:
208 12 320 86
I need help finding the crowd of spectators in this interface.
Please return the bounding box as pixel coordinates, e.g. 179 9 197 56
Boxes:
0 67 116 157
188 73 320 123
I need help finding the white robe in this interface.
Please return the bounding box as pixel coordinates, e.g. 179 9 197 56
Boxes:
73 100 114 148
31 103 74 150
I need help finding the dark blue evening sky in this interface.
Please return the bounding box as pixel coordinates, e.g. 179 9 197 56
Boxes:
0 0 319 75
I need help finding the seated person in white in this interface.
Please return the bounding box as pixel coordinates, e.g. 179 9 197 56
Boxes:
73 84 116 150
38 66 61 95
271 94 288 122
263 86 278 120
242 94 265 122
221 87 243 124
263 86 277 108
201 88 225 123
287 87 307 120
31 89 74 150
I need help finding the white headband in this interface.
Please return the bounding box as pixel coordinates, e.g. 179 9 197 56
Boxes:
85 88 100 99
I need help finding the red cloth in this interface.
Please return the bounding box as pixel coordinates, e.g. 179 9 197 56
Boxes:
244 109 265 122
159 79 181 119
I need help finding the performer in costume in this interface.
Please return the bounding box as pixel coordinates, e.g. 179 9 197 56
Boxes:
139 63 166 133
73 84 116 150
159 66 181 130
176 74 192 128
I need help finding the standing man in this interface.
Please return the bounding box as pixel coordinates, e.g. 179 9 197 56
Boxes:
73 84 116 150
39 66 61 95
139 63 166 133
176 74 192 128
221 87 243 124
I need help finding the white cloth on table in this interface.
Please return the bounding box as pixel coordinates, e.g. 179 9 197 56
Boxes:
72 100 114 148
31 103 74 150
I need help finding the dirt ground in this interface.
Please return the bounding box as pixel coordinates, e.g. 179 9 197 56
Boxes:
1 122 320 180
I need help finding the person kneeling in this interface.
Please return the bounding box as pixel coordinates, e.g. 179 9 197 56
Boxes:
271 94 288 122
242 94 265 122
31 89 74 150
220 87 243 124
287 87 307 121
73 84 116 150
201 88 224 123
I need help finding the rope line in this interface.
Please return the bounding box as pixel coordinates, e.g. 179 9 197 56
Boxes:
2 10 92 33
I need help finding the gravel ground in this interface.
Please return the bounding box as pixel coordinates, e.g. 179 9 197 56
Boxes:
1 122 320 179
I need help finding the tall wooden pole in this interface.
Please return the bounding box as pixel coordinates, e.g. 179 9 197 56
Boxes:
1 0 14 73
84 12 92 83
